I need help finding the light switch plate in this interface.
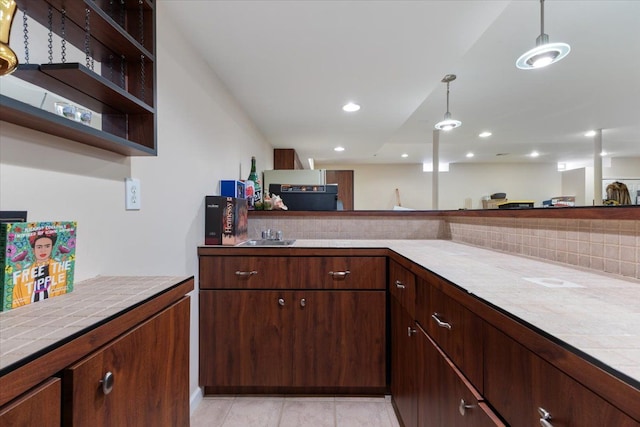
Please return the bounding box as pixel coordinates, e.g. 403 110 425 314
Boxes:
125 178 141 210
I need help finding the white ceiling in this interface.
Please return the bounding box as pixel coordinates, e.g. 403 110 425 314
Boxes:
164 0 640 168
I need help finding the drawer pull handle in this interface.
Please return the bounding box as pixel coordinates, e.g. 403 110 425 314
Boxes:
395 280 406 289
278 298 285 306
235 270 258 277
431 313 452 330
100 371 114 395
329 270 350 279
407 326 417 337
459 399 475 416
538 407 553 427
300 298 306 307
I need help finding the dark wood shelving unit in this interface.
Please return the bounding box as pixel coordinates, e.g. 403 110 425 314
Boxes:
2 0 157 156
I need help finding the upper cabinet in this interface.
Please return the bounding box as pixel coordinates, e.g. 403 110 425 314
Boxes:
0 0 156 156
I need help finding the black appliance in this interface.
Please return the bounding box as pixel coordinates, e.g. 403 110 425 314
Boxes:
269 184 338 211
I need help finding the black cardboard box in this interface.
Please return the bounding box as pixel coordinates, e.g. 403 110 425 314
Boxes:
204 196 248 245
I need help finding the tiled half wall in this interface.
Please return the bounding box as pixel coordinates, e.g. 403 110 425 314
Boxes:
445 217 640 280
249 215 640 280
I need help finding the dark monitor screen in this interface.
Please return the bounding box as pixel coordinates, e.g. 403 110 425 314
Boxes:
0 211 28 223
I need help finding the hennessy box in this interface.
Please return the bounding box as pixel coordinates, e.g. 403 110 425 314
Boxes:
220 180 246 199
204 196 248 245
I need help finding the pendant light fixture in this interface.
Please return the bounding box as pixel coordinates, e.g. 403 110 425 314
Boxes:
516 0 570 70
434 74 461 131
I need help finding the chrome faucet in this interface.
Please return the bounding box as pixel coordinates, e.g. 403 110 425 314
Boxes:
261 229 283 241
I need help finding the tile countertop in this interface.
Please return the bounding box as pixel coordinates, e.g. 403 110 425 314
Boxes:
287 239 640 385
0 275 191 373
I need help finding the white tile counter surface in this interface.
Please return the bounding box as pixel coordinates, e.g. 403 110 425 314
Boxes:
287 239 640 384
0 275 191 372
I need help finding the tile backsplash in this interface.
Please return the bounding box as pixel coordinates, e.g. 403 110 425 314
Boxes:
249 215 639 280
445 217 640 280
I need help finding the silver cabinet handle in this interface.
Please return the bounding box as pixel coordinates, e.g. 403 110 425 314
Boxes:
300 298 306 307
538 407 553 427
278 298 285 306
459 399 475 416
407 326 417 337
235 270 258 277
329 270 350 279
431 313 452 330
100 371 114 395
395 280 406 289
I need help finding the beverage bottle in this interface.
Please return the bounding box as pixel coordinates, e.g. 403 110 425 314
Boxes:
247 156 262 207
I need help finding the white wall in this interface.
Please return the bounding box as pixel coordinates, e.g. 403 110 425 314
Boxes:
604 157 640 178
319 162 562 210
0 3 273 412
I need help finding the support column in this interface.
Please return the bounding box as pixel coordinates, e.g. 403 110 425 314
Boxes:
432 129 440 210
593 129 603 205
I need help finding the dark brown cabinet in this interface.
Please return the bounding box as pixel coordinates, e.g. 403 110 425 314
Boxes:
199 252 387 393
0 378 61 427
62 297 190 427
484 325 638 427
0 277 193 426
390 260 502 427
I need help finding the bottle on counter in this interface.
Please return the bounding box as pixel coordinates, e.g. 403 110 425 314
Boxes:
247 156 262 208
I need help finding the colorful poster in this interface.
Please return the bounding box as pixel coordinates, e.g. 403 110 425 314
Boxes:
1 221 77 311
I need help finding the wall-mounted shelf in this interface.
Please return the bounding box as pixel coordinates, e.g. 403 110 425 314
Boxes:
2 0 157 156
0 95 156 156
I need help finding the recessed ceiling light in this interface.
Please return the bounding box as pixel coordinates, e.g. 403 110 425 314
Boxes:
466 152 474 158
600 151 608 156
342 102 360 112
334 146 345 152
585 130 597 137
401 153 409 158
479 131 492 138
530 151 540 158
557 162 566 171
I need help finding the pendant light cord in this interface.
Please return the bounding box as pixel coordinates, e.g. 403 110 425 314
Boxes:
540 0 545 37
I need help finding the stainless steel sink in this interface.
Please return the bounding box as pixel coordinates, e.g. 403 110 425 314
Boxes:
239 239 296 247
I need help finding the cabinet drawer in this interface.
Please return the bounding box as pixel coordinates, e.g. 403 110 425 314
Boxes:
418 327 504 427
484 325 639 427
389 260 416 318
416 276 483 392
0 378 61 427
200 256 386 290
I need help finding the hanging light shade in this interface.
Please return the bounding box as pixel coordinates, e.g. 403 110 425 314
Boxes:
434 74 461 131
516 0 570 70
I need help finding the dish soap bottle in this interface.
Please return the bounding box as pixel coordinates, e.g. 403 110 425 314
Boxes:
247 156 262 208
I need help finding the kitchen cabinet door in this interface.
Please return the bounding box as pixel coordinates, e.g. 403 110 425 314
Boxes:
199 290 292 387
62 297 190 427
390 297 419 427
484 324 638 427
0 378 60 427
292 290 386 388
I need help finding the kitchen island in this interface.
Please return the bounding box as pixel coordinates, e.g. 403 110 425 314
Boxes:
199 238 640 425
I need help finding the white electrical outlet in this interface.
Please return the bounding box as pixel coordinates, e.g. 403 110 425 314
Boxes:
125 178 141 210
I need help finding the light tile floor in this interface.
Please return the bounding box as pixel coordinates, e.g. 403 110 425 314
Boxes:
191 395 401 427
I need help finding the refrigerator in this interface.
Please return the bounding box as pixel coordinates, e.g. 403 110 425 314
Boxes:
262 169 326 193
